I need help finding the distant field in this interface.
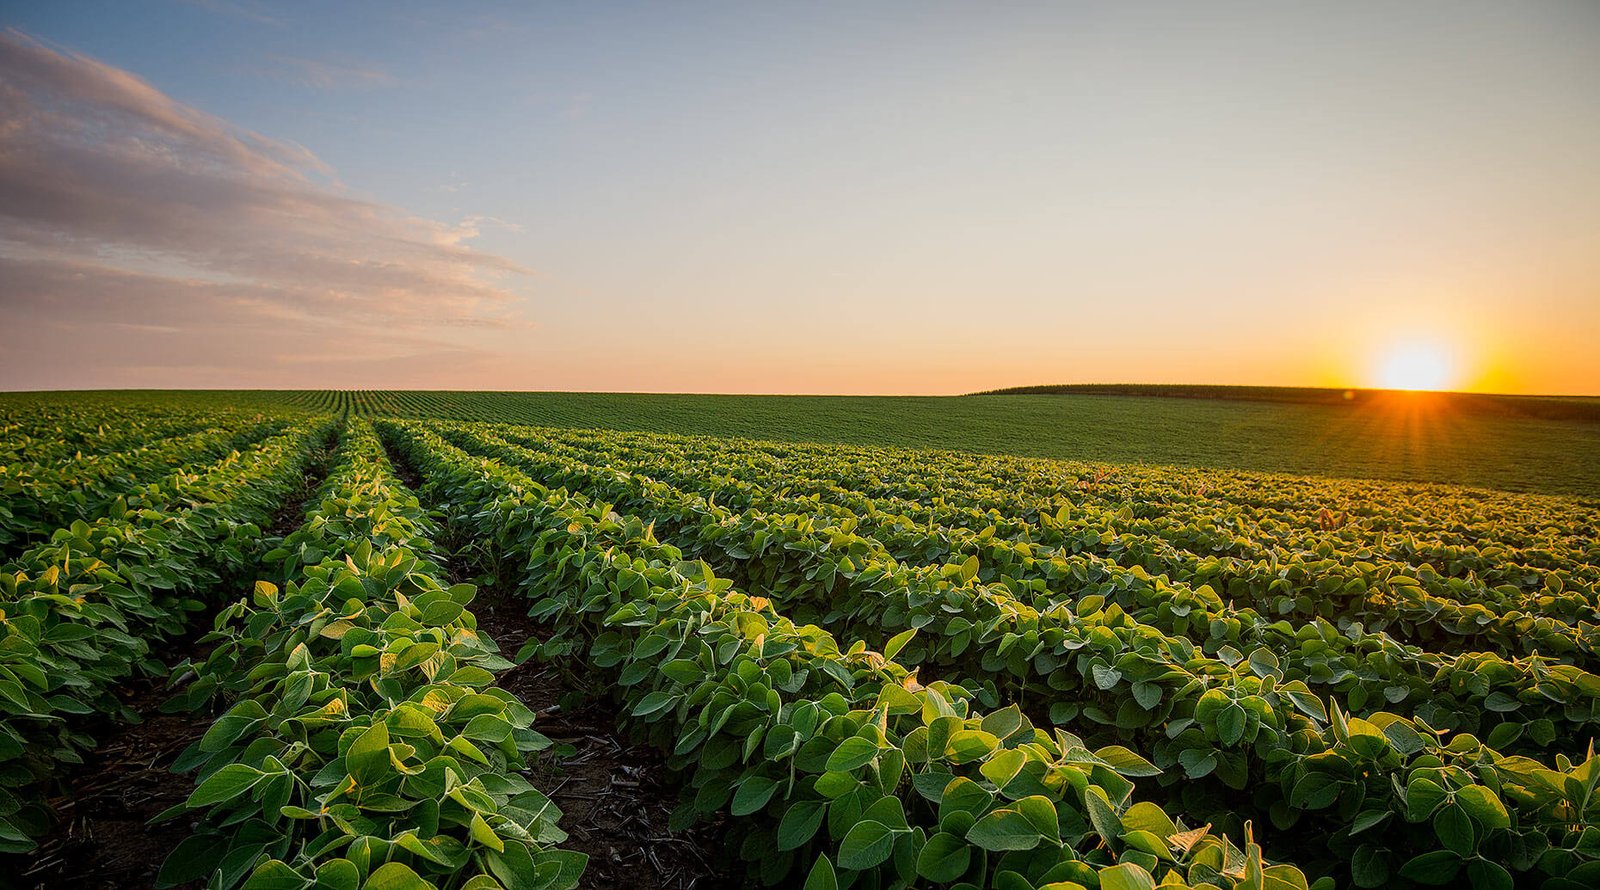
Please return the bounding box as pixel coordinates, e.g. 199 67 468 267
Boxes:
975 382 1600 422
5 388 1599 496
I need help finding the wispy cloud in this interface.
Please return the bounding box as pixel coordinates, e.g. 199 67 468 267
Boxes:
0 28 532 389
257 54 395 90
180 0 283 27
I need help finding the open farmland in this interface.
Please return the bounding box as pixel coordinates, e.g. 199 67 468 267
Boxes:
6 389 1600 498
2 392 1599 890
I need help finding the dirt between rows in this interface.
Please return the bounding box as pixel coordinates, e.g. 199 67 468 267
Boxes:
471 584 742 889
10 643 215 888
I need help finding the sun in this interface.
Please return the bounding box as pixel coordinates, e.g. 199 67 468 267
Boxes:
1377 341 1455 391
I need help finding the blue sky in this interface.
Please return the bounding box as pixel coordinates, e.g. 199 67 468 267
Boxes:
3 1 1598 393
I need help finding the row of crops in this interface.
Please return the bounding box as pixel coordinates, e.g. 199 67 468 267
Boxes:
1 408 329 853
152 422 584 888
3 402 1598 889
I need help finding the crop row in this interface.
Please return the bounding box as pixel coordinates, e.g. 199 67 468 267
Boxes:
497 423 1591 636
0 403 286 466
428 422 1600 889
155 421 584 890
0 418 287 555
523 421 1600 591
0 420 330 852
517 424 1600 630
706 427 1596 555
385 419 1349 890
456 425 1600 746
493 426 1600 683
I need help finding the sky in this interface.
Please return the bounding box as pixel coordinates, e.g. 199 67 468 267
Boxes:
1 1 1597 395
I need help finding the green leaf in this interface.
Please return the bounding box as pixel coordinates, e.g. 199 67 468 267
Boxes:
778 800 828 851
980 749 1027 788
1433 805 1474 856
731 776 779 816
1349 808 1391 836
827 737 880 772
1485 722 1523 749
1455 785 1510 829
1291 773 1341 810
156 833 230 886
1120 801 1175 839
1099 863 1156 890
346 722 391 786
1096 745 1160 777
630 691 676 717
240 860 304 890
1084 786 1121 841
966 807 1043 851
470 811 504 853
1092 663 1122 690
884 628 917 661
660 659 703 683
1380 720 1425 757
315 859 361 890
1013 795 1059 843
1216 704 1245 746
916 831 972 882
803 855 838 890
187 763 265 808
1131 682 1162 710
814 770 858 799
1248 648 1281 677
1178 748 1217 779
838 820 896 870
938 777 993 824
1398 851 1462 885
1407 776 1448 820
362 861 430 890
1345 718 1390 759
1350 845 1389 888
1262 864 1311 890
1465 860 1512 890
1483 692 1519 713
980 705 1024 740
946 730 998 764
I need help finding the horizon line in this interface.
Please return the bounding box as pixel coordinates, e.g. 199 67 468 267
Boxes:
3 384 1597 400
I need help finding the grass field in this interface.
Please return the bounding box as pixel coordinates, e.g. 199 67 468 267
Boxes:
7 388 1598 497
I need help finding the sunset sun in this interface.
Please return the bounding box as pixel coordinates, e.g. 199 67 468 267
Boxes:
1377 341 1456 391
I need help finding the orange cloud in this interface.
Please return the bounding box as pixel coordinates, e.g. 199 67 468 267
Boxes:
0 28 532 389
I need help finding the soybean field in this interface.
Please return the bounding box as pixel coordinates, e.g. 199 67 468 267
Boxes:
2 391 1599 890
6 388 1598 497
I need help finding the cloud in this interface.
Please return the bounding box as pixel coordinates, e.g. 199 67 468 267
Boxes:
257 54 395 90
0 28 532 389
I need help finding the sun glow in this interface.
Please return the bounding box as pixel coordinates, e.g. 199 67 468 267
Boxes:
1377 341 1456 391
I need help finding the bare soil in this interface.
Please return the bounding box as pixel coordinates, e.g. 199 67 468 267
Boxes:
469 584 744 889
13 670 209 889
